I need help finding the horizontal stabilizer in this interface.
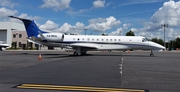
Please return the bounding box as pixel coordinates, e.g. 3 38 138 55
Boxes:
9 16 32 21
28 39 42 45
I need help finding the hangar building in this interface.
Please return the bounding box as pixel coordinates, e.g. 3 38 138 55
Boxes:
0 22 26 46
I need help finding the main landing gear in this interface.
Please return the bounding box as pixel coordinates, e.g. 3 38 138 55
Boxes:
73 51 87 56
73 52 81 56
72 47 87 56
150 50 154 57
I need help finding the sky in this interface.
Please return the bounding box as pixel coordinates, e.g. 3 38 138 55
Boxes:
0 0 180 41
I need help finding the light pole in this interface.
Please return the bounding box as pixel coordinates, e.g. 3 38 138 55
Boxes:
84 28 87 35
119 30 121 36
161 24 168 50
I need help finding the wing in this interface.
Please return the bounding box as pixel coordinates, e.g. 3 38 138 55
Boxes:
70 43 98 50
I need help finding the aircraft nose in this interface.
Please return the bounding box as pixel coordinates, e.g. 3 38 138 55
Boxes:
158 44 165 49
149 42 165 50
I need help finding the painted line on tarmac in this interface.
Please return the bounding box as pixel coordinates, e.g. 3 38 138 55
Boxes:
16 84 149 92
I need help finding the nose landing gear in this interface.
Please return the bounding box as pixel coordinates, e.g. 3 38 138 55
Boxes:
150 50 154 57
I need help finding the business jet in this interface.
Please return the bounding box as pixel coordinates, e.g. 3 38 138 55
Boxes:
9 16 165 56
0 41 9 51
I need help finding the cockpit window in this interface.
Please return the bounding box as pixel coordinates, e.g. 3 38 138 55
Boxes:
142 38 150 42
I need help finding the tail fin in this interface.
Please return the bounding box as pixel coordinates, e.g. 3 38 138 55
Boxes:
9 16 47 38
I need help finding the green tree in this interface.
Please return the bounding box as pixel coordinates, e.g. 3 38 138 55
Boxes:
14 41 17 49
11 42 14 49
126 30 135 36
151 38 164 46
174 37 180 49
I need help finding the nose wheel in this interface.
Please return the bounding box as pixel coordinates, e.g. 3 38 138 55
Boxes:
150 50 154 57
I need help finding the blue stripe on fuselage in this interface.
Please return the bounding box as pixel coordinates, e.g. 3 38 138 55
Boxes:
51 41 155 48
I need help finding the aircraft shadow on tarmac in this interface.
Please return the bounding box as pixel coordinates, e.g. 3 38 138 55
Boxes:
6 52 157 58
43 54 153 59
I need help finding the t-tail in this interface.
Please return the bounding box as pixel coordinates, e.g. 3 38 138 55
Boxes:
9 16 47 38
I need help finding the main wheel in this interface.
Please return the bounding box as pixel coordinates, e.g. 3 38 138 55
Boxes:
73 52 81 56
150 54 154 57
73 52 77 56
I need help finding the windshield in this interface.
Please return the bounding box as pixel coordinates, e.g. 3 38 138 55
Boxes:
142 38 150 42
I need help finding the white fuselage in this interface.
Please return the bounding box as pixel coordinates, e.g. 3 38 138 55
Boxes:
39 33 165 50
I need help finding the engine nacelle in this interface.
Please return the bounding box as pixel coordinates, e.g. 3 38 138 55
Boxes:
38 33 64 42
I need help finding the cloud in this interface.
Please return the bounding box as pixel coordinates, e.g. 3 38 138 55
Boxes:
66 9 92 18
0 0 17 8
0 7 18 18
57 22 85 34
39 20 58 31
39 20 85 34
66 0 110 17
109 27 123 36
40 0 71 11
38 16 121 34
109 23 131 36
126 0 180 41
87 16 121 32
7 13 40 24
93 0 105 8
151 0 180 27
123 23 131 29
88 17 106 24
18 13 40 20
119 0 165 6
